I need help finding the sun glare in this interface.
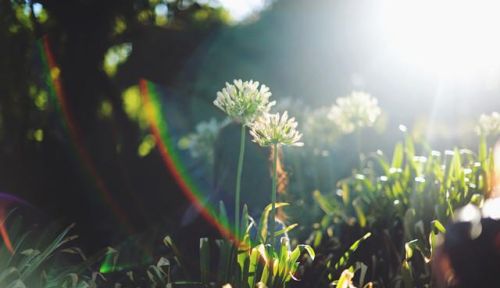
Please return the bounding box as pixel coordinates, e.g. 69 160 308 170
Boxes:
381 0 500 77
218 0 267 21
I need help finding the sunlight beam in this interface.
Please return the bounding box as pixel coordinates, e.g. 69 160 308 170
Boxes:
381 0 500 77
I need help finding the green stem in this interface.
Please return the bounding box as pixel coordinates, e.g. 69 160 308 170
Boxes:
235 125 246 239
270 143 278 248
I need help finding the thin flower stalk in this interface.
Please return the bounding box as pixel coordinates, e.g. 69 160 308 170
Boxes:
235 125 245 239
270 143 278 248
213 79 275 240
249 111 303 248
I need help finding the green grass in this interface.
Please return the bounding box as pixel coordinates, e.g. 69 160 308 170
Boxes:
310 133 492 287
194 202 315 288
0 213 91 287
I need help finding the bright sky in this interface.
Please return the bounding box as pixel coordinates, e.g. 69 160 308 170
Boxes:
218 0 267 21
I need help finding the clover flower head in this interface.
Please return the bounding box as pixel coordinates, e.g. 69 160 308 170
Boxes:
213 79 275 125
327 91 381 134
249 111 303 147
476 112 500 137
303 107 341 148
180 118 227 162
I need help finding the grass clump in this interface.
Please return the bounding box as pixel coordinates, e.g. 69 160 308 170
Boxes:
310 130 493 287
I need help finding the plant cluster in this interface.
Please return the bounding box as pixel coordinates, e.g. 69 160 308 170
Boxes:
195 202 314 288
476 112 500 137
209 79 313 287
310 130 493 287
0 214 96 288
3 76 499 288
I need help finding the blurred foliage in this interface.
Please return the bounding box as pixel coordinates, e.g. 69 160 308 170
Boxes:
0 0 230 252
103 43 133 77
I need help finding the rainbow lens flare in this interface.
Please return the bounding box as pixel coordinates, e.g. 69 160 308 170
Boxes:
37 35 239 247
38 36 132 234
139 79 235 241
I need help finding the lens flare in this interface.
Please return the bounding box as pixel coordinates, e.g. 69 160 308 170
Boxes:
0 206 13 254
37 36 132 234
38 36 239 244
139 79 236 241
0 193 32 254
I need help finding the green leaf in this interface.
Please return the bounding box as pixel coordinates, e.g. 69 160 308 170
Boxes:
405 134 415 159
200 238 210 284
278 238 289 279
240 254 250 288
274 223 298 237
392 142 404 169
247 245 260 287
335 233 371 269
313 190 336 215
352 198 366 228
405 239 430 262
0 268 19 286
355 262 368 288
479 135 487 163
240 204 249 241
470 193 483 206
215 239 226 283
19 224 74 280
258 203 289 243
405 241 414 260
298 245 315 261
373 152 390 175
336 268 354 288
431 220 446 234
401 260 413 288
6 279 26 288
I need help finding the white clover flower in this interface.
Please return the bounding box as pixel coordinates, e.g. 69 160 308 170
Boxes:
475 112 500 136
249 111 303 147
303 107 341 148
327 91 381 134
213 79 275 125
179 118 228 163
